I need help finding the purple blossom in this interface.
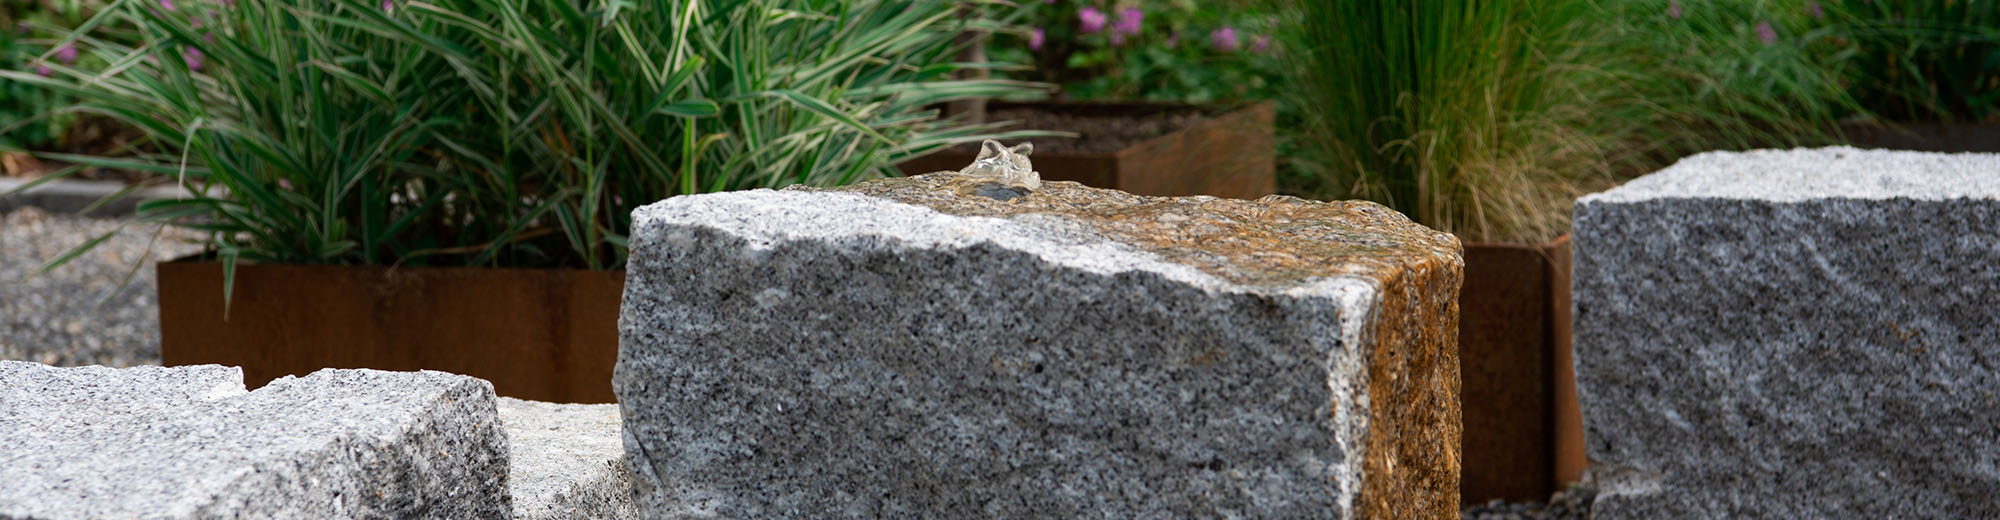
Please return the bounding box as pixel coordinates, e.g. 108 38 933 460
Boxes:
1210 26 1239 52
1078 7 1106 35
1112 7 1143 37
1756 21 1777 45
1251 34 1271 53
182 47 204 70
55 44 77 64
382 0 394 11
160 0 175 10
1029 28 1045 50
1668 0 1682 19
35 63 50 76
1808 2 1824 19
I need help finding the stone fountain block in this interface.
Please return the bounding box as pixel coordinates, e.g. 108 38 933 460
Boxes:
616 173 1464 518
0 361 509 519
1573 147 2000 518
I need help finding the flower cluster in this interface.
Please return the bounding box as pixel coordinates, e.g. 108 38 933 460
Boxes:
1000 0 1283 102
1033 1 1272 54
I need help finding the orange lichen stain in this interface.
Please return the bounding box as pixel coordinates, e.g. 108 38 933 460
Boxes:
818 173 1462 289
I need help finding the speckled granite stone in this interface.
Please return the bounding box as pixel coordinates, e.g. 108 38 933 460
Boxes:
1573 147 2000 519
0 362 510 519
616 173 1463 518
499 397 637 520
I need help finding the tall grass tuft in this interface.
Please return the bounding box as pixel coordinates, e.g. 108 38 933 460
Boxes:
4 0 1046 280
1270 0 1854 244
1835 0 2000 122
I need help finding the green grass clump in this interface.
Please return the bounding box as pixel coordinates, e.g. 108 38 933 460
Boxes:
6 0 1046 281
1270 0 1853 243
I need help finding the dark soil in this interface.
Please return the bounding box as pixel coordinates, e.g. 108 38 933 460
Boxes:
963 104 1228 155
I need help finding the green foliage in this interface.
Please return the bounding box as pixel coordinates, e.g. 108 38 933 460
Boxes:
1831 0 2000 122
1269 0 1854 243
0 1 106 150
990 0 1281 103
10 0 1046 278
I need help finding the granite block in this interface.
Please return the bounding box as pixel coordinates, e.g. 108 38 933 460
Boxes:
0 362 510 519
1573 147 2000 518
499 397 637 519
616 173 1463 518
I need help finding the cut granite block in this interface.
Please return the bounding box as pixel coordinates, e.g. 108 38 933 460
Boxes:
616 173 1464 518
499 397 637 520
0 361 510 519
1572 147 2000 518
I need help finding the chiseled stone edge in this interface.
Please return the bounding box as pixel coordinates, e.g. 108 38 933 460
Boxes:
625 190 1435 517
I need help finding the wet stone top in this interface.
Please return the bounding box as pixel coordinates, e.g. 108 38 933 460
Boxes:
798 171 1461 288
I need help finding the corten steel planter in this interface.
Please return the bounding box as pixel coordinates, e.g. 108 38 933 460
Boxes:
895 101 1276 199
1457 236 1581 503
158 260 623 403
1839 121 2000 153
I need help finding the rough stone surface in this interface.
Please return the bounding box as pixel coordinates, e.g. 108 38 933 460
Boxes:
498 397 637 520
616 172 1463 518
0 362 511 519
1572 147 2000 519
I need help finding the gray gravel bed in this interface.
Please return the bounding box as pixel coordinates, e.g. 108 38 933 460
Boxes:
2 207 202 367
1462 483 1597 520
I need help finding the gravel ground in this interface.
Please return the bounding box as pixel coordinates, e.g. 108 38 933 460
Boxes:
1 207 202 367
1462 483 1598 520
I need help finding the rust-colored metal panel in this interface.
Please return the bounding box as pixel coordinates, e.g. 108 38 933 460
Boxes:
1117 101 1275 199
1544 236 1585 486
158 261 623 403
1457 242 1556 503
893 101 1275 199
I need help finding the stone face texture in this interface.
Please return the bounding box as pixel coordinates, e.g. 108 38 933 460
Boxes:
1572 147 2000 518
616 173 1463 518
0 362 510 519
498 397 637 520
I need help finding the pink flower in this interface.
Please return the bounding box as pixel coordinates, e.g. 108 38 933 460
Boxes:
182 47 204 70
1210 26 1238 52
1112 7 1142 37
1029 28 1045 50
160 0 175 10
35 63 50 76
1078 7 1107 35
382 0 393 11
1251 34 1271 53
1756 21 1777 45
1668 0 1682 19
55 44 77 64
